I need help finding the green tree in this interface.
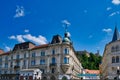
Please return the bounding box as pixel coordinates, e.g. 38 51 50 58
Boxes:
76 52 102 70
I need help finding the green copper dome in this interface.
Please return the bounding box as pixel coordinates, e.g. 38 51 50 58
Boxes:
63 32 71 43
63 37 71 42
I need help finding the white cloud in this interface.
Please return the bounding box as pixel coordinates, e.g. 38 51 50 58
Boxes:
14 6 25 18
9 34 47 45
106 7 112 11
62 20 71 26
109 11 120 16
9 35 16 39
112 0 120 5
23 34 47 44
5 46 11 51
16 35 25 43
24 29 29 33
102 28 112 33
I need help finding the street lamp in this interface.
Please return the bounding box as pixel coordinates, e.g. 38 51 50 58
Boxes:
34 73 37 80
117 66 120 80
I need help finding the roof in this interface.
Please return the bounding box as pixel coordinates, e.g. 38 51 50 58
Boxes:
13 41 35 51
112 26 120 42
51 34 62 44
0 51 11 56
85 69 100 74
0 49 4 54
31 44 49 50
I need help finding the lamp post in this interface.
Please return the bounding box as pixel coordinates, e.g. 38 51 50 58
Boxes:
117 66 120 80
34 73 37 80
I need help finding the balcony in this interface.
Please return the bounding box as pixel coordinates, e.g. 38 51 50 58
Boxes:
49 63 57 67
14 65 20 69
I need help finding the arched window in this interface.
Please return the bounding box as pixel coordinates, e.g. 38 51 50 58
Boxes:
116 45 119 51
64 48 69 54
112 56 115 63
52 57 56 64
111 46 115 52
50 76 56 80
64 57 69 64
116 56 119 63
52 49 55 55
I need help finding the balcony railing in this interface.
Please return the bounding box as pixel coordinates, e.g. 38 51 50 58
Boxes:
14 65 20 69
49 63 57 67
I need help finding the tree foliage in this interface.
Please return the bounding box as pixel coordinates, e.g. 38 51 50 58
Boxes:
76 52 102 70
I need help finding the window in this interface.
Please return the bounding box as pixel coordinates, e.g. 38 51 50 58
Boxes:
40 59 45 64
116 45 119 51
16 54 20 59
32 52 36 57
64 48 69 54
41 69 45 74
4 71 7 74
52 49 55 55
51 68 55 73
5 56 8 61
10 62 12 68
52 57 56 64
24 53 26 58
112 56 115 63
41 51 45 56
31 60 35 65
0 64 2 68
5 63 8 68
16 61 20 66
0 58 2 62
116 56 119 63
64 57 69 64
11 55 13 59
23 60 26 66
111 46 115 52
10 70 12 74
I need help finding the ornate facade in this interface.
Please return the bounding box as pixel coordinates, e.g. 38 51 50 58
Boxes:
101 27 120 79
0 32 83 80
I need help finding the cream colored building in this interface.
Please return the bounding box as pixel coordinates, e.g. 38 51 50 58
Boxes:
0 32 83 80
101 27 120 79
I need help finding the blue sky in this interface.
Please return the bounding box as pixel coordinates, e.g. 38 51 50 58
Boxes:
0 0 120 55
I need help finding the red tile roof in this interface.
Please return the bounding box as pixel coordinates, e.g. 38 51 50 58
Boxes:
0 51 11 56
85 69 100 74
0 50 4 54
31 44 49 50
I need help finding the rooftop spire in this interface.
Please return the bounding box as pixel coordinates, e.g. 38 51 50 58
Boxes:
112 26 120 42
62 20 71 32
